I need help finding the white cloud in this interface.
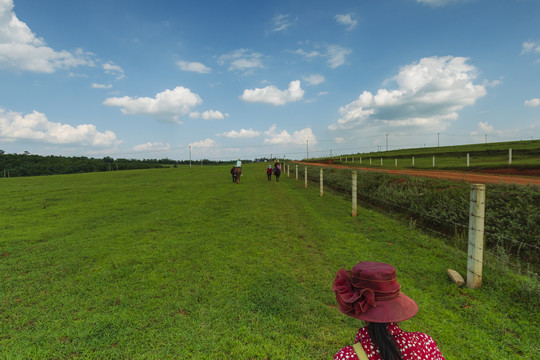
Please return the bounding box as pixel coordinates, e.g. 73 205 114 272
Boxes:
0 108 118 146
335 14 357 31
0 0 95 73
335 137 345 143
103 86 203 123
303 74 325 86
189 138 217 148
103 62 125 79
522 41 540 54
470 121 518 141
218 128 261 138
270 14 295 32
294 44 351 69
202 110 225 120
176 60 211 74
263 124 317 145
92 83 112 89
217 49 264 73
240 80 304 105
329 56 487 131
416 0 468 6
132 142 170 152
525 98 540 107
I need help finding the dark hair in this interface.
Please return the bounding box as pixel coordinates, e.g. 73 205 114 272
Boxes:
367 322 403 360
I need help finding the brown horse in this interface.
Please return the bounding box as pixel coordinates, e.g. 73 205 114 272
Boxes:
234 167 243 184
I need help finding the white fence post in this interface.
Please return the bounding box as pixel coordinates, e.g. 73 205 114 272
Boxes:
370 158 372 165
467 184 486 289
395 158 397 167
296 165 298 181
467 153 470 167
287 164 290 177
412 156 415 166
508 148 512 165
352 171 357 217
320 168 324 196
304 167 308 188
433 156 435 167
360 157 362 164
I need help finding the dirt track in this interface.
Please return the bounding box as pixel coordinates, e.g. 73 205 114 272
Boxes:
292 162 540 187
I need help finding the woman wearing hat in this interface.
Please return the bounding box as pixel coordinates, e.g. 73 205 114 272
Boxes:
333 262 445 360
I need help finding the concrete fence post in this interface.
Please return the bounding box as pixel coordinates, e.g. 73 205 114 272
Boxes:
287 164 290 178
412 156 415 166
296 165 298 181
467 184 486 289
352 171 357 217
508 148 512 165
432 156 435 168
370 158 372 165
395 158 397 167
304 167 308 188
380 158 383 166
467 153 470 167
320 168 324 196
360 157 362 164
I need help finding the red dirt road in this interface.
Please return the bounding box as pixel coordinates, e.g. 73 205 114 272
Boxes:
293 162 540 187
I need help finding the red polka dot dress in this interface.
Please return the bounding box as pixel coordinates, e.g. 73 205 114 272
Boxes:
334 323 445 360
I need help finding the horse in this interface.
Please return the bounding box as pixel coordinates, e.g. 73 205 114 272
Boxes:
234 167 243 184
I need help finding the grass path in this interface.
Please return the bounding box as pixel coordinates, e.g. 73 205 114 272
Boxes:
1 165 538 359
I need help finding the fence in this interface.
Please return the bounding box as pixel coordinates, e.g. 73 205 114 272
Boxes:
284 163 539 288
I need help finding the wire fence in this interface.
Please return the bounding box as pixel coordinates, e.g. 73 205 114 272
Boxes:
287 163 540 282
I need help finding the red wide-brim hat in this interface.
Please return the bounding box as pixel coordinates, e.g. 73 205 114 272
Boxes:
332 261 418 323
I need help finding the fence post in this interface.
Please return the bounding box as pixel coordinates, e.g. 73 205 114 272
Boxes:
467 153 470 167
380 158 383 166
432 156 435 167
360 157 362 164
352 171 357 217
296 165 298 181
395 158 397 167
304 167 308 188
412 156 415 166
287 164 290 178
370 158 372 165
508 148 512 165
467 184 486 289
320 168 324 196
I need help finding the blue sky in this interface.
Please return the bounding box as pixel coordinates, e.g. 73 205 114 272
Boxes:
0 0 539 160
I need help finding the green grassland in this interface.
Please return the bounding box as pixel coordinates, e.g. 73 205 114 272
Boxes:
1 165 538 359
318 139 540 171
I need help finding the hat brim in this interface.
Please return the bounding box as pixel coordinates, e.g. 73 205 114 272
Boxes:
349 292 418 323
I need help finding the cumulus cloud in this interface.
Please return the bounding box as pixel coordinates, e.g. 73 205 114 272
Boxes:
335 14 357 31
329 56 487 131
294 44 351 69
103 62 125 79
303 74 325 86
416 0 468 6
522 41 540 54
218 128 261 138
189 110 227 120
132 142 170 152
217 49 264 73
470 121 518 141
176 60 211 73
92 83 112 89
189 138 217 148
0 108 118 146
525 98 540 107
270 14 295 32
264 124 317 145
0 0 95 73
240 80 304 105
103 86 203 123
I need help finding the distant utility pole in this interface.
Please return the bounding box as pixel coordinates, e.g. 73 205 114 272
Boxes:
438 132 440 147
386 133 388 151
189 146 192 167
485 134 487 144
306 139 309 158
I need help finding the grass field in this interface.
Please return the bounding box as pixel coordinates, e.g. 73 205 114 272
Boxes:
318 139 540 171
1 165 538 359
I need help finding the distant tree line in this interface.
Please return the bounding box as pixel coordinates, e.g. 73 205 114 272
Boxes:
0 151 258 178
